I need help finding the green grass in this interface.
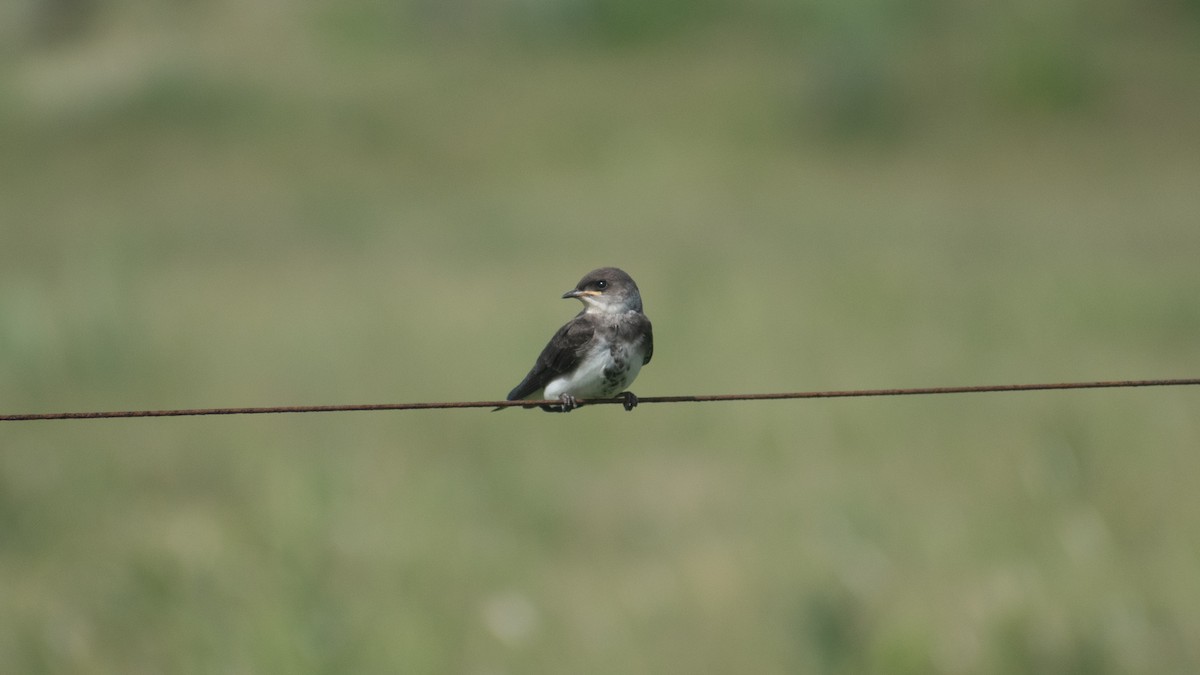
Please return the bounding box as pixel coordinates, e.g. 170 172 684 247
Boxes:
2 3 1200 673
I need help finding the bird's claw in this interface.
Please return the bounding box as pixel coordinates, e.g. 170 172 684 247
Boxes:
620 391 638 411
540 392 636 412
540 393 579 413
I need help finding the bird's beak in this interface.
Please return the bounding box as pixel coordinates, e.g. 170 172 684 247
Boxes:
562 289 600 300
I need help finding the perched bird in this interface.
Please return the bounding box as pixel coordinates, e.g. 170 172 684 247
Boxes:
502 267 653 412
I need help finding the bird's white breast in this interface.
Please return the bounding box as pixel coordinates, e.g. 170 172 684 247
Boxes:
543 337 646 400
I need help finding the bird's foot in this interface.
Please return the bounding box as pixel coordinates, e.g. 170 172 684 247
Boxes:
540 393 579 413
619 391 639 411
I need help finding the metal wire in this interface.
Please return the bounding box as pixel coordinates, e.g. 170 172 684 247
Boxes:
2 378 1197 421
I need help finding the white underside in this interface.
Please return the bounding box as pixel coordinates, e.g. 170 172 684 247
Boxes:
543 339 645 400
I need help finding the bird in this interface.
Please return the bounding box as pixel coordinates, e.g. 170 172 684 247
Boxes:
501 267 653 412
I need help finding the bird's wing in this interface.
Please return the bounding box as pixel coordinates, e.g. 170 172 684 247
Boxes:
506 315 597 401
640 315 653 365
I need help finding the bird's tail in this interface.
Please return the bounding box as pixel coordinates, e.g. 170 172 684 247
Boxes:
493 398 539 412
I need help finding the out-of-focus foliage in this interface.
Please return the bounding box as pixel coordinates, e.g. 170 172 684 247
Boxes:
2 1 1199 673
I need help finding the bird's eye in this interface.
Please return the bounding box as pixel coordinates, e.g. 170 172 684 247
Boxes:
595 280 608 290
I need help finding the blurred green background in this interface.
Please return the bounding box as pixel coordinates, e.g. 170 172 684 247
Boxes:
3 0 1200 672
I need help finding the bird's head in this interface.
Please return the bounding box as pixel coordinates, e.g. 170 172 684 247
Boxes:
562 267 643 314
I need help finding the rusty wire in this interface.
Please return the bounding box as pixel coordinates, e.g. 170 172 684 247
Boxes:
1 378 1197 422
